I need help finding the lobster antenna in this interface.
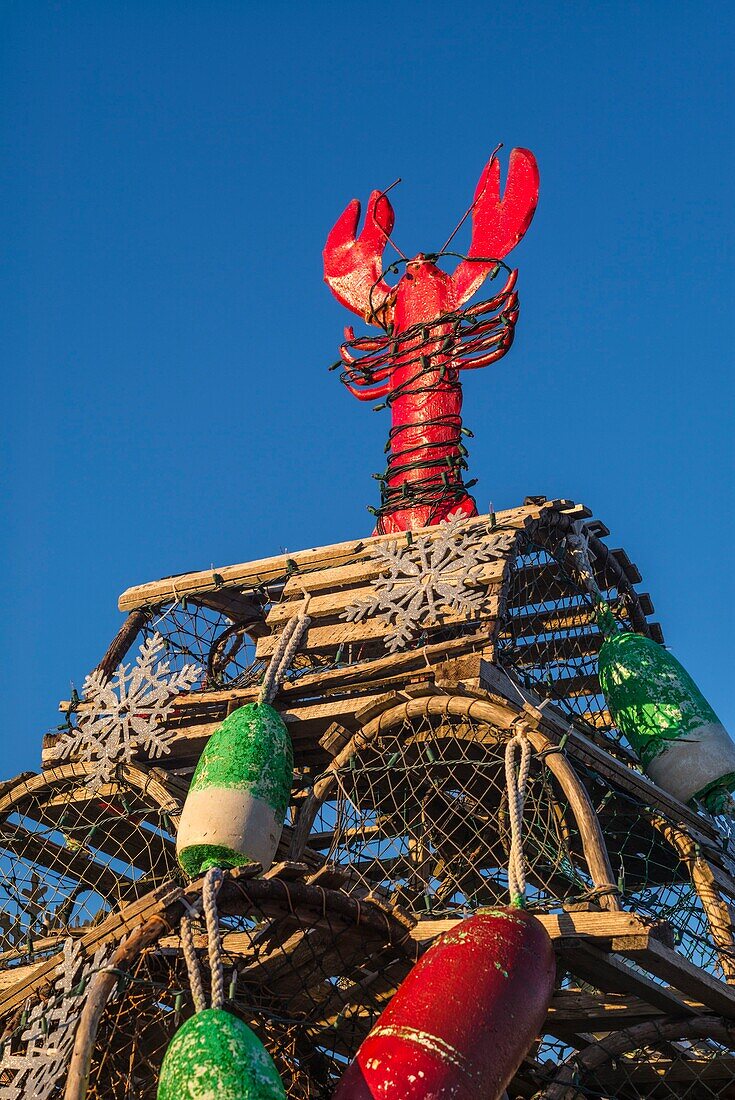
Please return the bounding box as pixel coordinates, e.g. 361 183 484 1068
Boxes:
437 143 503 257
376 178 408 261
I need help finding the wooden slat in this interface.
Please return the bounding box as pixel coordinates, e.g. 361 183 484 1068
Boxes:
512 548 641 606
505 593 655 641
539 671 601 699
272 558 507 623
256 600 500 657
613 934 735 1018
410 910 670 945
560 940 698 1017
547 989 707 1031
117 500 582 612
0 879 185 1017
511 631 604 668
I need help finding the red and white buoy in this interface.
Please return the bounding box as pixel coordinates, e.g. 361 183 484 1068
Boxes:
332 907 556 1099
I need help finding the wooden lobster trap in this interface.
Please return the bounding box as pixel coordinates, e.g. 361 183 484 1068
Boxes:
2 498 735 1099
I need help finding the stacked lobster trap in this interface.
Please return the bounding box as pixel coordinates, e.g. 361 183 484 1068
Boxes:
2 496 735 1098
3 145 735 1098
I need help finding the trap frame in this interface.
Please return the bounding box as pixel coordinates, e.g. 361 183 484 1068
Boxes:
2 498 735 1099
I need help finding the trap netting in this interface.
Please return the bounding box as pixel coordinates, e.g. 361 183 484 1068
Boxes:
0 770 179 968
535 1018 735 1099
572 756 735 981
80 879 415 1100
140 597 332 691
311 713 596 917
141 601 264 689
496 525 657 750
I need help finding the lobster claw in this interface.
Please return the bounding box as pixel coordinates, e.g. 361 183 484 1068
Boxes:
323 190 395 325
451 148 539 307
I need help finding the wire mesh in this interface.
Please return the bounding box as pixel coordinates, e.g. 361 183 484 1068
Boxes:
83 885 415 1100
311 714 594 917
0 773 178 971
535 1027 735 1099
497 526 653 752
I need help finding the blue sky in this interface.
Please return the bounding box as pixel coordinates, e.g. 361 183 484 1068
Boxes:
2 1 733 776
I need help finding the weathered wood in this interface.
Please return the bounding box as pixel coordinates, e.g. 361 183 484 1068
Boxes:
560 939 698 1017
411 909 669 944
117 500 588 613
276 555 508 608
510 630 606 668
547 989 697 1031
255 601 500 657
652 815 735 983
541 1016 733 1100
613 934 735 1018
95 610 148 682
64 914 169 1100
290 693 621 912
0 879 185 1018
504 594 655 642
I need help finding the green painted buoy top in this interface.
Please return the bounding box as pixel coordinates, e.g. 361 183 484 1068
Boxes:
176 702 294 877
157 1008 286 1100
188 703 293 812
598 632 720 766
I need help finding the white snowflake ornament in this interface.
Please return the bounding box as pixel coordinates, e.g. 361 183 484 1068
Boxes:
344 514 515 652
47 633 200 790
0 939 114 1100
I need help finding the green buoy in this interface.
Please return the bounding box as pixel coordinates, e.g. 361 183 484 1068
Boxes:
599 631 735 812
157 1008 286 1100
176 703 293 877
566 529 735 813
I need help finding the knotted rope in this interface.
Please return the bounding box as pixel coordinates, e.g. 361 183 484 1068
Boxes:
505 730 531 908
566 524 618 638
180 867 225 1013
258 596 312 706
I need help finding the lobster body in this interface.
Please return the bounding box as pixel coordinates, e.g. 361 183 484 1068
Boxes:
384 259 471 531
324 148 539 533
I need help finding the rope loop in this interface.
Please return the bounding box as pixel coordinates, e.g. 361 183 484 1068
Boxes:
505 730 532 908
180 867 226 1014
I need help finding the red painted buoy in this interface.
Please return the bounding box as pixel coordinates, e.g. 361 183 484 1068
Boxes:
333 908 555 1099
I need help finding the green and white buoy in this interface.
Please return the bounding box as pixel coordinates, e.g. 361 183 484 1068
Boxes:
157 1007 286 1100
176 702 294 876
599 632 735 812
567 530 735 813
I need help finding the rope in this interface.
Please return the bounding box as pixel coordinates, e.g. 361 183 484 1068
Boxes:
505 731 531 908
203 867 225 1010
180 600 310 1012
258 596 312 706
180 867 225 1014
180 915 206 1014
565 525 618 639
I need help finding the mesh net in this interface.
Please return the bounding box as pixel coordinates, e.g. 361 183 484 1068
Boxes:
81 883 414 1100
496 526 654 752
311 714 593 917
0 772 179 970
534 1023 735 1099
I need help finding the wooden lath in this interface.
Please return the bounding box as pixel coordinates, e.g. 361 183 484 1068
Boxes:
255 525 523 659
117 499 587 614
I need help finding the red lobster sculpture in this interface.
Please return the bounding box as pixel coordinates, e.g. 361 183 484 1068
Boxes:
324 146 539 534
